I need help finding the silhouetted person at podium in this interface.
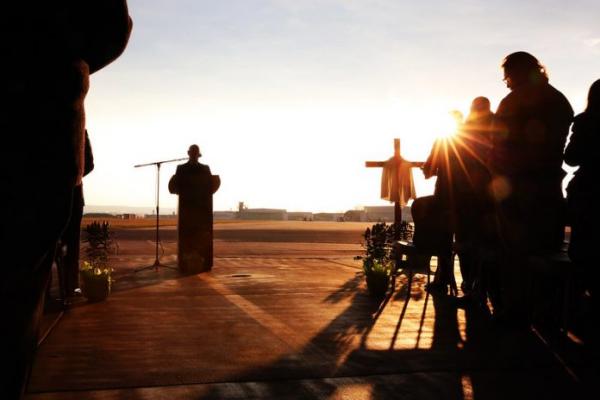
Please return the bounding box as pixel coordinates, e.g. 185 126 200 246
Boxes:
169 145 220 274
491 51 573 325
0 3 132 398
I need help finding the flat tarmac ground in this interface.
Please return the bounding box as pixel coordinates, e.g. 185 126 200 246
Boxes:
26 221 594 399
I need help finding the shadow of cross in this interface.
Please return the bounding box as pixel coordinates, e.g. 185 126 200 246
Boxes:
365 138 423 239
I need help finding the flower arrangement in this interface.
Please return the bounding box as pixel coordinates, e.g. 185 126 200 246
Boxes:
79 261 113 302
357 221 413 296
80 221 116 302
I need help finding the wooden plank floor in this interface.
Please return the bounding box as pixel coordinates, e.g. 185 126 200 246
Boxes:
25 224 595 399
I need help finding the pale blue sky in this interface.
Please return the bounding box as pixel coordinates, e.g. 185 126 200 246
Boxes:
84 0 600 212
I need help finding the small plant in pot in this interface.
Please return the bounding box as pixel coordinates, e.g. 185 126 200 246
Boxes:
80 261 112 302
363 258 392 297
357 222 413 297
81 221 116 302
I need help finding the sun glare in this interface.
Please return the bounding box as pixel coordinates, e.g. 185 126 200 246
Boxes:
434 110 464 140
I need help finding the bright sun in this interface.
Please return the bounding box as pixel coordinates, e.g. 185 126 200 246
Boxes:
434 110 464 139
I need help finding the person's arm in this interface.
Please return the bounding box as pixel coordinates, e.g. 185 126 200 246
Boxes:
168 168 180 194
203 165 220 194
83 130 95 177
211 175 221 194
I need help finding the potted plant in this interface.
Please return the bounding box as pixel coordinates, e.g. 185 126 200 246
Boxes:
81 221 116 302
363 258 392 297
80 260 112 302
357 222 413 297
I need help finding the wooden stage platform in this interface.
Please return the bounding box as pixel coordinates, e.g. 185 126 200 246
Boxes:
26 221 596 399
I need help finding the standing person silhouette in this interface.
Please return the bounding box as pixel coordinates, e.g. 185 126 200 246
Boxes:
0 3 132 398
564 79 600 339
491 51 574 324
457 97 497 307
169 145 220 274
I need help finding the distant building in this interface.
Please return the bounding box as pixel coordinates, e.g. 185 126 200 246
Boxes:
341 206 413 223
144 214 175 219
363 205 413 222
238 208 287 220
121 213 143 220
287 211 313 221
313 212 344 222
364 206 393 222
214 211 237 220
343 209 367 222
83 212 115 219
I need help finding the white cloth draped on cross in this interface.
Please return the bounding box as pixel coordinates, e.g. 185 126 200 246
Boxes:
366 139 423 228
380 156 416 206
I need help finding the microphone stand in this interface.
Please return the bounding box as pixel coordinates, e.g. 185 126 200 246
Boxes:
134 157 187 272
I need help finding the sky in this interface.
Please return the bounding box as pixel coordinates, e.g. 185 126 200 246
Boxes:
84 0 600 213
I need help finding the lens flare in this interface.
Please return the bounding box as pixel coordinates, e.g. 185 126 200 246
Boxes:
433 109 464 139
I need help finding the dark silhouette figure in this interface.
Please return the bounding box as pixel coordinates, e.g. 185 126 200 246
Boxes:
419 106 494 300
457 97 498 307
169 145 220 274
410 195 455 294
0 3 132 398
491 51 574 324
59 130 95 297
413 103 494 300
418 111 464 294
564 79 600 342
565 79 600 273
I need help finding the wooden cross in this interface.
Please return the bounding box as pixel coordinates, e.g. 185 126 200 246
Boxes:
365 138 423 239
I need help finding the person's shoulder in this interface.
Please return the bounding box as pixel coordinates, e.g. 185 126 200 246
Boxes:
199 163 212 174
573 111 599 131
546 83 566 97
497 91 518 114
560 93 574 118
546 84 573 108
176 162 194 173
184 162 210 174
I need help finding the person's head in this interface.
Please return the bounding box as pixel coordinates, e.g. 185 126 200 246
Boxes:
188 144 201 161
586 79 600 114
501 51 548 89
466 96 492 122
470 96 491 114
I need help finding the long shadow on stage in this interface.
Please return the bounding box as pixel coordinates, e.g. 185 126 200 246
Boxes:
195 273 586 399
